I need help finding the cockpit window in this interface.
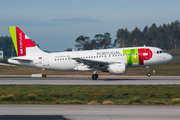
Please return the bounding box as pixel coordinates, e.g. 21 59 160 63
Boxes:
157 50 165 54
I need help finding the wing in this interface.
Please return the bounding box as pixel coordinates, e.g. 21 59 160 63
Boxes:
72 58 110 70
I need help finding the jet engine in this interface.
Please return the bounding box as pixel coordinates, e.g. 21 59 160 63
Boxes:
107 62 126 74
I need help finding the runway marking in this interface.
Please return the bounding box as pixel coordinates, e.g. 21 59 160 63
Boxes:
61 108 86 110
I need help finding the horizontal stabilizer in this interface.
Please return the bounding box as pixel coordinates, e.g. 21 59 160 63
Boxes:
9 57 33 63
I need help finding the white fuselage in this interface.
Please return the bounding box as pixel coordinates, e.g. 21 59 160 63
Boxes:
8 46 173 72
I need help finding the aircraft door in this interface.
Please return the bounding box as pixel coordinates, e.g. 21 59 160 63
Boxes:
43 55 49 66
144 48 152 59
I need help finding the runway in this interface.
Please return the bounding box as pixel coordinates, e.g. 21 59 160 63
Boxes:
0 76 180 85
0 105 180 120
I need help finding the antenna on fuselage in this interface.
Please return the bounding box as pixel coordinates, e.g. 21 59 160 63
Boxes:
143 44 146 47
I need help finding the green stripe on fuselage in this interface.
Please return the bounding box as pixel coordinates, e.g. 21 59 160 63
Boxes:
123 49 139 66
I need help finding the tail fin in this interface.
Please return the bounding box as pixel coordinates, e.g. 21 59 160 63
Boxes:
9 26 44 57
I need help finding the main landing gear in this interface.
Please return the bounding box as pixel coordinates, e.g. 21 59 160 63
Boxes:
146 66 151 77
92 71 98 80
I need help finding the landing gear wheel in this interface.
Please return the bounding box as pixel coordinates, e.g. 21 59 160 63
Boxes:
147 73 151 77
146 66 151 77
92 74 98 80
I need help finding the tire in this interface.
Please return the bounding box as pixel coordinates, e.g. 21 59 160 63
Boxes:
147 73 151 77
92 74 98 80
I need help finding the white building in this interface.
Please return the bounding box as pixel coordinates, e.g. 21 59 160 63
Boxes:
0 51 3 60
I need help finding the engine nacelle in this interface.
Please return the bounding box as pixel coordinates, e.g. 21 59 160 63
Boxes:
108 62 126 74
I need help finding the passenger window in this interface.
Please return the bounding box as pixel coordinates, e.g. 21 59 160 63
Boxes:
157 51 159 54
160 51 162 53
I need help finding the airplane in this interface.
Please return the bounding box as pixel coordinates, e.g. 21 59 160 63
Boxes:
8 26 173 80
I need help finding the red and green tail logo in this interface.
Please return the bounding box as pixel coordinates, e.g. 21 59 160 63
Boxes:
9 26 36 56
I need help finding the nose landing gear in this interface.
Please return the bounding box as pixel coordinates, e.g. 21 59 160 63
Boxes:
146 66 151 77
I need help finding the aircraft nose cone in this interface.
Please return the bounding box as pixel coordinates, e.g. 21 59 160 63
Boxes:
167 54 173 62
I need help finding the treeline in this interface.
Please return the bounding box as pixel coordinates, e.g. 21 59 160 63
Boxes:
0 36 16 58
75 20 180 51
75 32 112 50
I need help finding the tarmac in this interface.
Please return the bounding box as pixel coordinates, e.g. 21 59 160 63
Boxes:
0 75 180 85
0 105 180 120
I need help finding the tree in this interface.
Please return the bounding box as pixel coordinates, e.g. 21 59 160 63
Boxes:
0 36 16 58
168 20 180 51
94 34 104 49
75 35 90 50
102 32 112 49
115 28 129 47
93 33 112 49
75 32 112 50
130 27 143 46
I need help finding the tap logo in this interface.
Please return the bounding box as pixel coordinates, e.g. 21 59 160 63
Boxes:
123 48 153 66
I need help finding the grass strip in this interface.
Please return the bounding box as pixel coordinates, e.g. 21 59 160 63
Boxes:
0 85 180 105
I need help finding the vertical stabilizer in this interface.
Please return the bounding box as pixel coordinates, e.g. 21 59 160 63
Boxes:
9 26 44 56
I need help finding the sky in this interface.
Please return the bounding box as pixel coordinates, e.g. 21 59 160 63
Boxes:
0 0 180 51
